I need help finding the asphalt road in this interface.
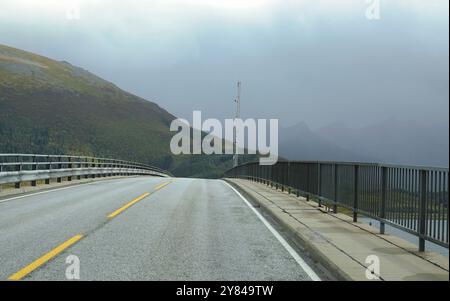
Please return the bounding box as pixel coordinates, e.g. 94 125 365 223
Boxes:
0 177 320 281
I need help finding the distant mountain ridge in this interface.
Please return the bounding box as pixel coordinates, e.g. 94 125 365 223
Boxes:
277 119 448 168
0 44 233 177
316 119 449 167
279 122 375 163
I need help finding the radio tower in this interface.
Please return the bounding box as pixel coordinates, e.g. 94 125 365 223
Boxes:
233 81 241 167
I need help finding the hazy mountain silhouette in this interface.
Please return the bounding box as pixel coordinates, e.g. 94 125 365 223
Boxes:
316 118 449 167
278 119 448 167
279 122 374 162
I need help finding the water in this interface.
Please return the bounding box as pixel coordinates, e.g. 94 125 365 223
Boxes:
359 217 449 257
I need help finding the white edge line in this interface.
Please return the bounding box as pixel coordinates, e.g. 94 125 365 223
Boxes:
0 177 160 204
222 180 321 281
0 184 91 204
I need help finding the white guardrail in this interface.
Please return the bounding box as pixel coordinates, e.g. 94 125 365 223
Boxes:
0 154 172 188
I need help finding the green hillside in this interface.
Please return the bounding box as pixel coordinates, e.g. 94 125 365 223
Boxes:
0 44 234 178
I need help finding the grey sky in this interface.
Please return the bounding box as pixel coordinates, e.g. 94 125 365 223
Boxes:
0 0 448 128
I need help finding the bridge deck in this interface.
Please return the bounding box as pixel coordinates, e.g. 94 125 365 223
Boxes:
0 177 323 281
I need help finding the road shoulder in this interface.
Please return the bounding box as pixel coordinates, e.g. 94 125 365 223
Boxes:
0 176 141 203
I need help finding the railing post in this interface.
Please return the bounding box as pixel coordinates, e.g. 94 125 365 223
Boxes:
31 156 37 187
104 160 108 177
288 162 291 194
353 165 359 222
306 163 310 202
67 157 72 181
318 163 322 208
380 166 387 235
15 162 22 189
45 156 51 185
83 158 88 179
418 169 427 252
92 158 96 179
333 164 338 213
77 156 82 180
56 156 62 183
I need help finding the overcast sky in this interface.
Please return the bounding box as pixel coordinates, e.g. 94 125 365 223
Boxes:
0 0 448 128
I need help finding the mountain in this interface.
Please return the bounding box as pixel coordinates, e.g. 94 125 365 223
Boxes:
279 119 449 168
316 119 449 167
279 122 374 162
0 44 233 178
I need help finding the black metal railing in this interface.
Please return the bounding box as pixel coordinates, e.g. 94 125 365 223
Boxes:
224 161 449 252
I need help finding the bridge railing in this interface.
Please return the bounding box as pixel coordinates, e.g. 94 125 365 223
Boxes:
0 154 172 188
225 161 449 252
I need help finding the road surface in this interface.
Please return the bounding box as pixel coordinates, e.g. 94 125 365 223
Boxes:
0 177 320 281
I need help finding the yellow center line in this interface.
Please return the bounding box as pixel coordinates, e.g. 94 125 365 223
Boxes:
154 180 172 191
107 192 151 218
8 234 83 281
8 181 173 280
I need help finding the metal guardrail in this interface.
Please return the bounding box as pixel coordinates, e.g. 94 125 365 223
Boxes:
0 154 172 188
225 161 449 252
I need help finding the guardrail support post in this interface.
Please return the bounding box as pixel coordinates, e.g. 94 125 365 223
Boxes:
76 157 81 180
56 156 62 183
31 156 37 187
353 165 359 222
15 163 22 189
85 158 89 179
418 169 427 252
380 167 387 235
92 159 96 178
45 156 51 184
67 157 72 181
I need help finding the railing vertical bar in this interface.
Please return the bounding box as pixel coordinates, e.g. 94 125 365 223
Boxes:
380 166 387 235
407 168 411 230
306 163 310 202
401 167 406 227
333 164 338 213
353 165 359 222
437 171 442 241
318 163 322 207
443 172 450 243
419 169 427 252
398 168 402 227
432 171 437 240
